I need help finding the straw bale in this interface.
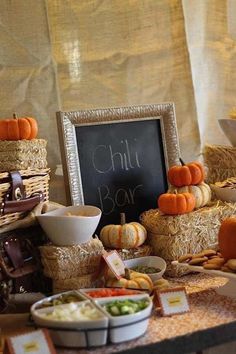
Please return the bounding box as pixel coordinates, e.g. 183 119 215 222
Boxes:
40 238 104 280
0 139 47 171
0 139 47 151
140 201 236 277
53 273 97 293
203 144 236 183
106 244 152 261
206 168 236 184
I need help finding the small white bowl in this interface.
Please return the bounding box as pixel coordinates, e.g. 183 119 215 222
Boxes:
37 205 101 246
218 119 236 146
124 256 166 282
96 294 152 344
210 184 236 202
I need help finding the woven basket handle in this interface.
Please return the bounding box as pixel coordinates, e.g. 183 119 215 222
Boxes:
1 171 44 216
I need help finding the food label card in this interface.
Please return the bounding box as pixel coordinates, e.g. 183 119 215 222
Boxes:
4 329 56 354
156 287 190 316
103 250 125 279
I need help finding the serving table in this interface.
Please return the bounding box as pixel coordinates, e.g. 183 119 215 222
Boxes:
1 274 236 354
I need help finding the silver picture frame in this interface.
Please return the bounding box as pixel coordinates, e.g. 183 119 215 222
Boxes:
57 103 180 206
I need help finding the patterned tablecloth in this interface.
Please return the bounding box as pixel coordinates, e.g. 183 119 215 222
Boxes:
1 273 236 354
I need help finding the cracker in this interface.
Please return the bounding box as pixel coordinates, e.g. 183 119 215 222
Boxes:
207 258 225 266
203 263 221 270
189 257 208 265
201 249 217 257
225 259 236 271
221 266 234 273
192 253 206 259
178 254 193 263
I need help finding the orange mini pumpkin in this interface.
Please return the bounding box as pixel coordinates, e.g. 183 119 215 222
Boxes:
0 113 38 140
158 192 195 215
168 158 205 187
218 217 236 260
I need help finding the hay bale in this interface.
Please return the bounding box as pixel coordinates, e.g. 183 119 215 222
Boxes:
40 238 104 280
0 139 47 171
53 273 97 293
203 144 236 183
140 201 236 277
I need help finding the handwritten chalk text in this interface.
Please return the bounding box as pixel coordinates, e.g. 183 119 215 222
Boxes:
98 184 143 215
92 139 141 174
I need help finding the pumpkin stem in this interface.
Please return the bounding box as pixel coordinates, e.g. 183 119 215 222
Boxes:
120 213 126 225
179 157 185 166
13 113 17 119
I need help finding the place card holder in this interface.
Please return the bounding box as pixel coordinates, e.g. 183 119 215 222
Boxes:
155 286 190 316
102 250 125 279
3 329 56 354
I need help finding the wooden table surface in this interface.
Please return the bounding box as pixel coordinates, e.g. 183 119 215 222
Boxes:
1 274 236 354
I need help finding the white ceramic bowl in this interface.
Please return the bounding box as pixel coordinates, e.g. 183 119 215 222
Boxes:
96 294 152 344
31 294 108 348
218 119 236 146
124 256 166 282
31 290 88 311
210 184 236 202
37 205 102 246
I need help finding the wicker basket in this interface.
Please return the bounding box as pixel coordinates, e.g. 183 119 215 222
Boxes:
40 238 104 280
0 169 50 227
0 139 47 172
140 201 236 277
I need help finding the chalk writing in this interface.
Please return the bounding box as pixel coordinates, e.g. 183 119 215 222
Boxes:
92 139 141 174
74 118 166 228
98 184 143 215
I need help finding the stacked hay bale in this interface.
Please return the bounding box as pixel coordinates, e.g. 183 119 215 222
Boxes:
40 238 104 293
203 144 236 184
140 158 236 277
140 201 236 276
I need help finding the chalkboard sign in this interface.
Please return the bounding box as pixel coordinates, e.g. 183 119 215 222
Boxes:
57 104 180 229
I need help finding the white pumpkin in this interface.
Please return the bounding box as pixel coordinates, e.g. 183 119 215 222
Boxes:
100 213 147 249
168 182 211 208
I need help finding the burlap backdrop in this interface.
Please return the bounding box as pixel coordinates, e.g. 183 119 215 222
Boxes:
0 0 235 203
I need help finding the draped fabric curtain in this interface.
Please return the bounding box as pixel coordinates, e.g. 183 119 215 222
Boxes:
0 0 235 204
